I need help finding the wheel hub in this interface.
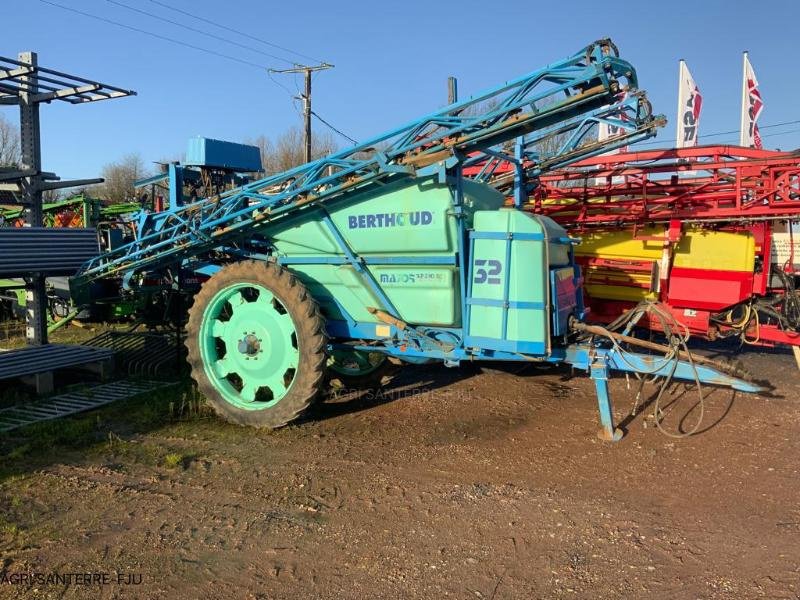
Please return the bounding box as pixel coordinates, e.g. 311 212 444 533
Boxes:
198 283 299 409
238 333 262 357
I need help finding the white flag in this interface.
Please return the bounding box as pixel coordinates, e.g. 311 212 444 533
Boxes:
740 52 764 149
592 93 629 186
676 60 702 147
597 91 629 155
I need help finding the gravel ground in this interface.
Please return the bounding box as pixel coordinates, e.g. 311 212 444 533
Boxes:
0 347 798 599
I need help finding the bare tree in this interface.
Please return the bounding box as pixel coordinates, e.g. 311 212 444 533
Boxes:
91 153 149 205
0 114 20 168
248 126 338 175
42 188 62 203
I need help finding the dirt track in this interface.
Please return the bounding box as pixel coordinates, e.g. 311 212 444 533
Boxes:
1 347 799 599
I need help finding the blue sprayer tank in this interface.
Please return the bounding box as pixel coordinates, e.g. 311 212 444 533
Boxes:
264 175 578 349
467 209 579 356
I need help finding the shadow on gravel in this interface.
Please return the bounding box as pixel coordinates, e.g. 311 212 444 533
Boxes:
475 341 783 440
615 382 740 437
0 339 785 481
307 362 484 424
0 378 201 483
0 364 485 482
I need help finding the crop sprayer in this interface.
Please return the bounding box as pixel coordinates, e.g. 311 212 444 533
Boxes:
71 40 763 441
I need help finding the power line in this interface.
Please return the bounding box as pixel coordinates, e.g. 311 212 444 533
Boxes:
270 64 334 162
266 70 304 117
144 0 327 65
102 0 298 66
689 128 800 144
731 118 800 132
38 0 269 70
267 70 298 100
635 119 800 146
311 110 359 145
762 127 800 139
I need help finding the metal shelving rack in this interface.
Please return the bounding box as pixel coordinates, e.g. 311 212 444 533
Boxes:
0 52 134 393
0 51 135 346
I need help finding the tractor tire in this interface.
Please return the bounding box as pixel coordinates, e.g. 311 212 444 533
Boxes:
326 350 399 392
186 260 327 428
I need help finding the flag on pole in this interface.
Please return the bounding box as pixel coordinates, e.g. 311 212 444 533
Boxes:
740 52 764 148
597 91 629 155
676 60 702 147
592 92 629 186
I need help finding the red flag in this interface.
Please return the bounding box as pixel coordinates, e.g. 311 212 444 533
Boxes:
740 53 764 149
676 60 702 147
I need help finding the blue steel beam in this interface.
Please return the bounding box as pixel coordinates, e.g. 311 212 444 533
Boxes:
566 344 764 393
467 92 657 187
565 343 763 441
73 39 663 290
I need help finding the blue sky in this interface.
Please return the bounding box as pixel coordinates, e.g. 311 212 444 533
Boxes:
5 0 800 180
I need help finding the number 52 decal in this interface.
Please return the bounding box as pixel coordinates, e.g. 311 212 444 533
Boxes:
473 259 502 285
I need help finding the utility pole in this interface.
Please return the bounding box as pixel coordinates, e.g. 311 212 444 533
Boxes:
269 63 333 163
448 76 458 104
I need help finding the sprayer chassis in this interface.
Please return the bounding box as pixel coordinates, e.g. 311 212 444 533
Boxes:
72 40 760 440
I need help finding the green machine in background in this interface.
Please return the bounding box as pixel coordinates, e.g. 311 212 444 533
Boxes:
0 193 139 229
0 194 142 330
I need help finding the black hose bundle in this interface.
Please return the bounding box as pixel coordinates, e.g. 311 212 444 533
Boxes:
768 267 800 330
710 266 800 344
581 301 706 438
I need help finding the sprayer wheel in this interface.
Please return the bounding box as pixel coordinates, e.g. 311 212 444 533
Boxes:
186 261 326 428
327 349 398 391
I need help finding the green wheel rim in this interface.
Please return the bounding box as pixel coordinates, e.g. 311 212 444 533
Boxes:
199 282 299 410
328 350 385 377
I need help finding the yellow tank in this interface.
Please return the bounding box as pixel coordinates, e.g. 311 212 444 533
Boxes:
673 229 756 271
575 226 756 302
